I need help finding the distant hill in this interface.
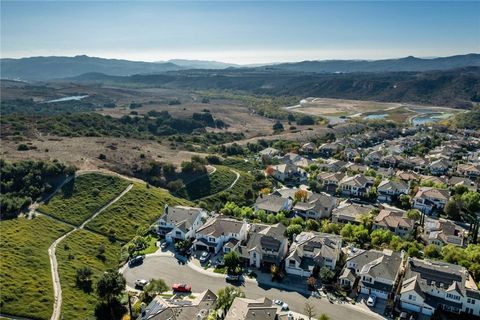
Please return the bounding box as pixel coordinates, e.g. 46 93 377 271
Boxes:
165 59 240 69
0 55 183 80
69 67 480 108
270 54 480 73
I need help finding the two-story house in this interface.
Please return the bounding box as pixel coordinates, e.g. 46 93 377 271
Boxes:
412 187 450 214
285 232 342 277
338 174 373 197
317 172 345 194
194 216 248 254
400 258 480 317
235 223 288 270
457 163 480 179
422 218 465 247
156 205 207 243
339 249 403 300
430 159 452 176
331 202 374 225
377 179 409 203
373 209 414 237
292 192 337 220
254 193 292 214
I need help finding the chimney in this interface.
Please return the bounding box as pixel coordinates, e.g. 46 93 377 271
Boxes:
141 302 147 318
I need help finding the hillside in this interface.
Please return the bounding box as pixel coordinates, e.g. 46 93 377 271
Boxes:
69 67 480 108
0 55 182 80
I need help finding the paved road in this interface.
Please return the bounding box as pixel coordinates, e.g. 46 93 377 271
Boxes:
48 183 133 320
123 255 384 320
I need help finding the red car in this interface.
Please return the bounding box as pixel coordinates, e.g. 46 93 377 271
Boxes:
172 283 192 292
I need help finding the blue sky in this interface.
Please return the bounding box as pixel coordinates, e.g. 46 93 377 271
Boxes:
1 1 479 64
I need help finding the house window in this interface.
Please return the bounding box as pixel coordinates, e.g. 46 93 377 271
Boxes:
253 252 256 258
468 298 476 304
289 259 296 267
409 295 416 301
446 293 460 301
209 237 215 242
175 231 181 236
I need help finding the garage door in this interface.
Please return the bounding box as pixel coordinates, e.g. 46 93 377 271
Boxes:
195 244 208 252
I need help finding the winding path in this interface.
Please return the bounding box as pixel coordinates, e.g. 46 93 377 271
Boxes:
48 183 133 320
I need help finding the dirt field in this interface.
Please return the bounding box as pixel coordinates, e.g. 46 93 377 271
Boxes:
1 136 204 171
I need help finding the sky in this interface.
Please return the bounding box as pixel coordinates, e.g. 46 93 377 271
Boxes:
1 1 479 64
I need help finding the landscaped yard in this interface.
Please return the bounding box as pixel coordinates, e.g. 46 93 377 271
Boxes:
38 173 130 226
86 182 190 242
56 229 122 320
0 216 72 320
177 166 237 200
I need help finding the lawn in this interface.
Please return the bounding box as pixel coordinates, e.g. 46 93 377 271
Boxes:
177 166 237 200
56 229 122 320
38 173 130 226
86 182 190 242
0 216 72 320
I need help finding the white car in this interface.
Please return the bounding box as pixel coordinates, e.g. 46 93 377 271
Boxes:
367 295 377 307
134 279 148 289
273 300 288 310
199 251 210 263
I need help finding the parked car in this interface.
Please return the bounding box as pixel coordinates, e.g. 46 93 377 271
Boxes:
273 299 289 311
367 295 377 307
161 242 168 250
172 283 192 293
134 279 148 289
128 255 144 267
199 251 210 263
226 274 240 282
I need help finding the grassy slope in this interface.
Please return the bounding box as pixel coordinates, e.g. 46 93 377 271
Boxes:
38 173 130 225
0 216 72 320
177 166 236 200
86 182 191 242
56 230 122 320
199 169 254 210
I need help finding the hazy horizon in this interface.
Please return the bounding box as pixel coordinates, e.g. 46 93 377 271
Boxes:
1 1 479 64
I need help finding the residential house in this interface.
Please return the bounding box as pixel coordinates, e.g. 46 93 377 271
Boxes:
317 172 345 193
268 163 307 183
395 170 420 184
365 150 383 166
331 202 374 225
339 249 403 299
235 223 288 270
319 159 348 172
400 258 480 316
194 216 248 254
380 154 405 168
430 159 452 176
422 218 465 247
137 289 217 320
254 194 292 214
259 147 280 161
318 143 342 157
343 148 361 162
286 232 342 277
338 174 373 197
373 209 414 237
225 297 278 320
412 187 450 214
448 176 478 192
293 192 337 220
457 163 480 179
377 179 409 203
407 157 429 173
155 205 207 243
300 142 316 154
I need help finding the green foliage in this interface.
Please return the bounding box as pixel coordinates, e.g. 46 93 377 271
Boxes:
286 224 303 240
296 115 315 125
56 229 122 319
424 244 442 259
224 251 241 274
0 216 72 319
444 200 461 220
440 244 480 281
143 279 169 303
75 266 94 292
177 166 236 200
272 121 284 132
319 267 335 283
216 286 245 312
0 159 73 219
461 191 480 213
406 209 421 221
38 173 130 225
1 98 96 116
86 182 190 241
452 105 480 130
370 229 393 247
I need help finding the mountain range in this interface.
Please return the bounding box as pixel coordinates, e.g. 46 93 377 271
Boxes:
1 53 479 81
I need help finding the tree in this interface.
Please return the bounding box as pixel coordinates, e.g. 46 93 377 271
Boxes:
305 219 319 231
304 301 316 320
224 251 241 274
294 189 309 202
462 191 480 213
340 223 355 241
399 194 411 209
319 267 335 283
444 200 460 220
406 209 421 221
286 224 303 240
271 264 281 281
96 270 126 304
306 276 316 290
319 314 330 320
143 279 168 303
424 244 442 259
370 229 393 247
76 266 93 292
216 286 245 313
272 121 284 132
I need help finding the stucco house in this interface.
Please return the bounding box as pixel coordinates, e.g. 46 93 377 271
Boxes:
194 216 248 254
156 205 207 243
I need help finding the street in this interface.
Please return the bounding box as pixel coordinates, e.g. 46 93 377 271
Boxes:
123 254 385 320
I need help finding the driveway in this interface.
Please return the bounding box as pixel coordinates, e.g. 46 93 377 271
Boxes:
123 255 385 320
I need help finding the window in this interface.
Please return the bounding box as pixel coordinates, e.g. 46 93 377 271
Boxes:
446 293 460 301
289 259 296 266
409 295 416 301
468 298 476 304
253 252 256 258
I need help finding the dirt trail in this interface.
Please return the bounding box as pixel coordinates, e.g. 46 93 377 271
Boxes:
48 183 133 320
